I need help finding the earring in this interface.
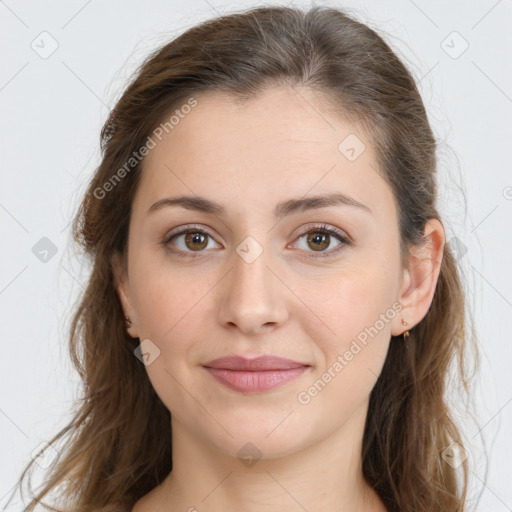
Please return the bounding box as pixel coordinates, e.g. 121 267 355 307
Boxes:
124 315 133 328
401 317 410 339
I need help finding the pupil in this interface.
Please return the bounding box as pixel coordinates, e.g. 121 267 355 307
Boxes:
309 232 328 251
185 232 207 251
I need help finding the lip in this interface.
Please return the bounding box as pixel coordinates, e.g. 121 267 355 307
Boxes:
202 356 311 393
203 355 309 371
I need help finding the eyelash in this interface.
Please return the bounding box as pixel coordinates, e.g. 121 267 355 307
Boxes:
162 223 351 259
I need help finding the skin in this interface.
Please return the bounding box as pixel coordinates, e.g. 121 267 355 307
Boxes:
112 86 445 512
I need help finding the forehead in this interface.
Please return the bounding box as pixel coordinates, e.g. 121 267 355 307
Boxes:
134 86 393 219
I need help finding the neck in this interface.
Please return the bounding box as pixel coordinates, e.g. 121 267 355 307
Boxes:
151 401 387 512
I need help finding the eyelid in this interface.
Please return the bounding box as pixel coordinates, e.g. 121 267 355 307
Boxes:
164 223 215 239
291 223 351 244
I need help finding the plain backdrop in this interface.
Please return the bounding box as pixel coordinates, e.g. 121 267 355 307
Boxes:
1 0 511 510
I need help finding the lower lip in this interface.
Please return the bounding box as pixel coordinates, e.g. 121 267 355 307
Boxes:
203 366 309 393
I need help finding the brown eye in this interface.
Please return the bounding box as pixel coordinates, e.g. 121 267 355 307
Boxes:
292 224 350 258
163 227 220 257
306 232 331 251
184 232 209 251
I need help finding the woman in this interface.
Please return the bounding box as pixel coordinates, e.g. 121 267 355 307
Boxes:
11 5 478 511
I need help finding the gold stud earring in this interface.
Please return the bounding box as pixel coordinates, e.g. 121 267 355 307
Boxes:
401 318 410 339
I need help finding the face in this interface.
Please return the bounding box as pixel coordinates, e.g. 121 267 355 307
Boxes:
113 86 409 459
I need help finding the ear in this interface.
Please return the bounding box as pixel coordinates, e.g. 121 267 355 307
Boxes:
391 218 445 336
111 250 139 338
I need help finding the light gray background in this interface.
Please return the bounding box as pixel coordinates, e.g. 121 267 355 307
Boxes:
1 0 511 510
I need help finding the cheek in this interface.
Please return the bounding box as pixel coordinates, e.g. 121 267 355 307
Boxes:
295 251 400 374
302 256 399 331
129 247 214 340
293 272 396 424
129 259 213 417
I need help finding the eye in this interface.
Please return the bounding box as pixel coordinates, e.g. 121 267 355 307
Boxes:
162 225 220 257
291 224 350 258
162 223 350 258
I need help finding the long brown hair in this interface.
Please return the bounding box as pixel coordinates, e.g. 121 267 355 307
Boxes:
10 5 480 511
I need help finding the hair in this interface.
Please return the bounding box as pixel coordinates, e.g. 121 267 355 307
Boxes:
9 5 480 512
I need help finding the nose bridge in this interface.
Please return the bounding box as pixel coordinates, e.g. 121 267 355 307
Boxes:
231 234 275 301
218 233 288 332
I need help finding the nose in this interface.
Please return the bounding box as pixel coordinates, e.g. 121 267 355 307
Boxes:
217 242 289 335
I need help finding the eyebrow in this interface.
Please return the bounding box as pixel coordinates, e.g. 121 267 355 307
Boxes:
147 192 372 219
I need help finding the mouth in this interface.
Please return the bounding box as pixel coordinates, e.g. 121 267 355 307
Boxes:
202 355 311 393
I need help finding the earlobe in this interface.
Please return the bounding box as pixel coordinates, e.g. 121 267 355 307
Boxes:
390 267 411 337
392 219 445 335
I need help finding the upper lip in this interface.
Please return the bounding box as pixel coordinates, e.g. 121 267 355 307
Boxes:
203 355 310 371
